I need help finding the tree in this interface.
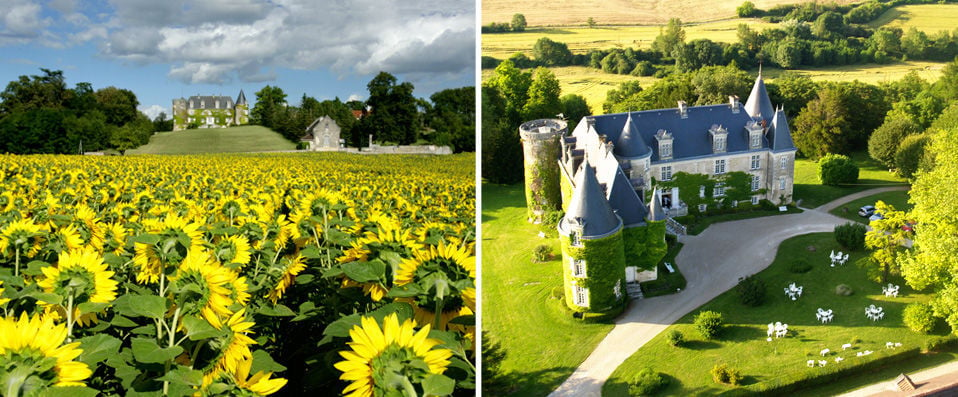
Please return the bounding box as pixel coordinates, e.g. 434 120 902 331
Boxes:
690 65 751 106
0 68 69 114
486 59 532 126
652 18 685 58
481 86 523 184
560 94 591 131
95 86 139 126
694 311 723 339
522 67 562 121
901 27 930 60
868 117 921 168
770 73 817 116
532 37 573 66
673 39 724 72
427 87 475 152
587 17 597 28
792 88 849 158
737 1 757 18
864 201 911 283
894 133 933 179
812 11 844 40
818 153 859 185
364 72 419 145
251 85 287 131
603 81 643 114
511 13 527 32
152 112 174 132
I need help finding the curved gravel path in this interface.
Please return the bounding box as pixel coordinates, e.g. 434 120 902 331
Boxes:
549 186 909 397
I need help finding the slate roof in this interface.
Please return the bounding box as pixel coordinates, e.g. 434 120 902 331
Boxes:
770 108 795 152
613 112 652 159
561 156 622 238
607 168 648 226
236 89 247 105
187 95 234 110
648 188 667 221
744 73 775 121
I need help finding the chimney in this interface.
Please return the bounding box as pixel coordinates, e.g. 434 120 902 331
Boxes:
677 101 688 119
729 95 740 113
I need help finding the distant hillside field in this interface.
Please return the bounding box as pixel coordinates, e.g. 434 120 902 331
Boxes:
128 125 297 155
868 4 958 31
481 0 859 26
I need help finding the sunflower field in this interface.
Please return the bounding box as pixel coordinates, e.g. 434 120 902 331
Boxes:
0 152 476 397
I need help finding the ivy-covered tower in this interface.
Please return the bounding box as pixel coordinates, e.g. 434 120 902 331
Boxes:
557 156 628 316
519 119 566 223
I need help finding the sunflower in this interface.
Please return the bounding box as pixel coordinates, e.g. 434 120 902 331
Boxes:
101 222 129 256
133 215 206 283
334 313 452 397
0 280 9 306
0 312 93 391
217 235 252 267
394 243 475 330
37 247 119 327
50 224 84 253
203 308 258 386
267 254 305 304
171 250 235 328
0 218 44 259
229 356 288 395
336 218 423 302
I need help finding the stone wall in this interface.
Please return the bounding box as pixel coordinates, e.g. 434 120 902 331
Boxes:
520 119 566 223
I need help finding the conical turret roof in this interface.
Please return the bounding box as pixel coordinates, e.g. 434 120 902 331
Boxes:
744 72 774 121
236 89 247 105
613 112 651 159
648 188 667 221
770 107 796 151
562 156 622 238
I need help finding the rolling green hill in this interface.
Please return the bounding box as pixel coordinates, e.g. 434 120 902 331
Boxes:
128 125 297 155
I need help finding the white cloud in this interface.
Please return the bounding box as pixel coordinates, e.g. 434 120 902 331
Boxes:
347 94 364 102
139 104 168 120
0 0 51 45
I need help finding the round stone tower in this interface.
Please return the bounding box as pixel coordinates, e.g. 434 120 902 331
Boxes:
519 119 566 223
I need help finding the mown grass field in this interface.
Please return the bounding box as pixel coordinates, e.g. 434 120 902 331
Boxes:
481 0 860 26
603 232 947 396
868 4 958 32
128 125 296 154
792 152 910 209
481 183 615 396
829 190 913 223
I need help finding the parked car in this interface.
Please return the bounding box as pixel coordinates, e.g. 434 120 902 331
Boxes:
859 205 876 217
869 212 883 222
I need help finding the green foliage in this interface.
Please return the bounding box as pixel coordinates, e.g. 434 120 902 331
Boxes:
628 368 669 396
561 231 627 315
587 17 597 28
666 330 683 347
250 85 287 131
511 13 527 32
834 222 866 251
737 1 758 17
533 244 552 263
533 37 573 66
560 94 591 131
480 331 510 395
865 201 910 283
694 310 723 339
362 71 420 145
818 154 859 186
523 68 563 120
426 86 475 152
793 89 849 158
735 275 767 307
673 39 724 72
710 363 743 386
480 86 523 184
788 258 812 274
904 303 938 334
869 117 921 168
652 18 686 57
894 133 933 179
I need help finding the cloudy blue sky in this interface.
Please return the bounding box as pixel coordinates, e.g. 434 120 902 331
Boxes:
0 0 476 119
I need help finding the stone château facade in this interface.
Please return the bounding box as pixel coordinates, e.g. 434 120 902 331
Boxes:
172 90 249 130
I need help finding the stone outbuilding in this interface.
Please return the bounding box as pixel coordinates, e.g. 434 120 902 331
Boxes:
300 116 343 151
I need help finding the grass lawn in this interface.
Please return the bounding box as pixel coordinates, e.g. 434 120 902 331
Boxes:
828 190 914 223
481 183 614 395
603 232 947 395
128 125 296 154
793 151 909 209
869 4 958 32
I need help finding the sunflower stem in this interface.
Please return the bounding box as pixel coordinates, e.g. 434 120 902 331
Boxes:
188 339 206 370
399 376 418 397
162 307 181 396
14 247 19 278
434 297 445 330
66 293 75 342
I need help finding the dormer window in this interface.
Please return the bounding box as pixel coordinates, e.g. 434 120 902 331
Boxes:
709 124 728 153
729 95 740 113
568 219 584 247
677 101 688 119
655 129 673 160
746 121 763 150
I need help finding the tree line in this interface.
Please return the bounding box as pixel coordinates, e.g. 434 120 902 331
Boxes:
481 13 527 33
251 72 475 152
0 69 153 154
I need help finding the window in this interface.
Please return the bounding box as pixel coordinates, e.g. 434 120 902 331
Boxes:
661 166 672 181
779 177 786 190
571 258 587 277
614 281 622 300
750 155 760 170
714 183 725 197
713 136 726 152
570 231 581 247
751 175 760 191
751 133 761 148
573 285 589 307
780 156 787 170
698 203 708 212
660 142 672 159
699 185 705 198
714 159 726 174
751 196 760 205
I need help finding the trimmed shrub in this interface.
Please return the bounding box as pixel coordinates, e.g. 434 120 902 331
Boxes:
903 302 937 334
818 154 859 186
922 336 958 353
735 275 767 307
835 284 854 296
666 330 684 347
628 368 669 396
711 363 743 385
532 244 552 263
695 311 724 339
788 259 812 273
835 222 866 251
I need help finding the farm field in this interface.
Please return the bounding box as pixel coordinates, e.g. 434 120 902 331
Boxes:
481 183 615 396
129 125 296 154
0 153 476 395
868 4 958 32
481 0 860 26
603 232 948 395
